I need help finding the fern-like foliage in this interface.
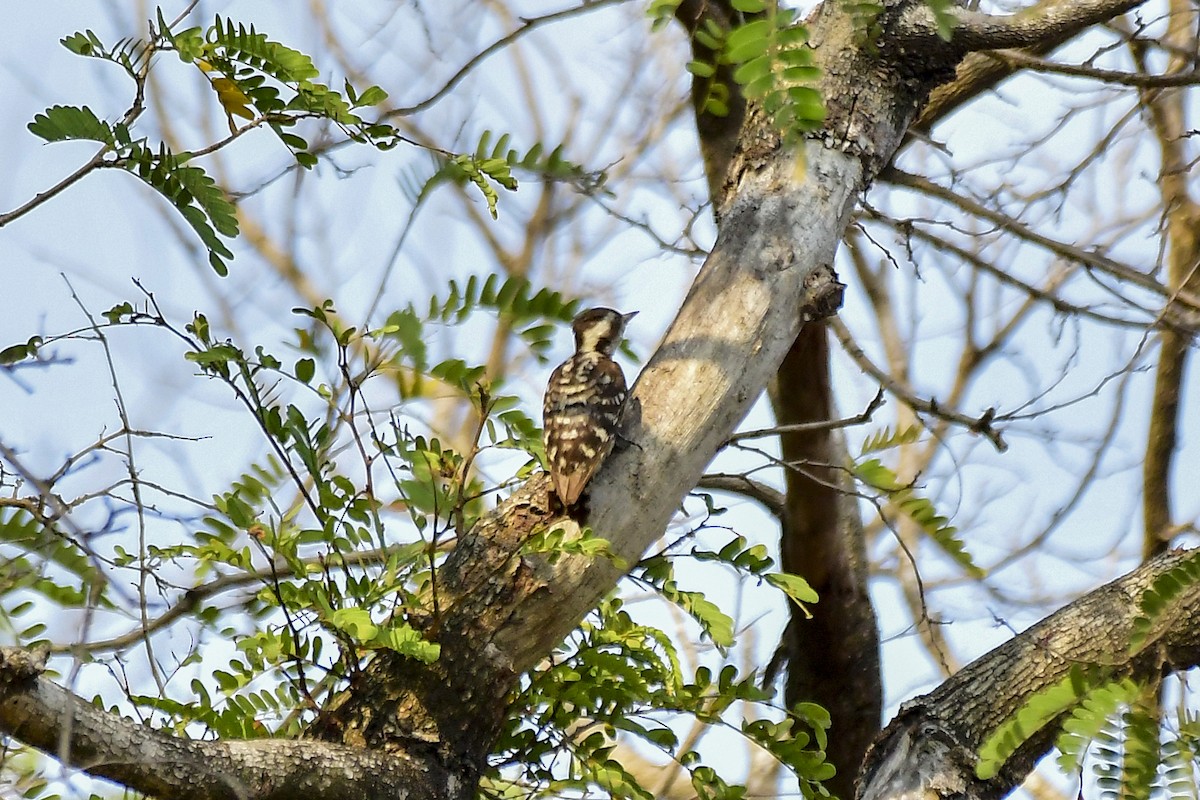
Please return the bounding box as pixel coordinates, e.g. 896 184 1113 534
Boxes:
410 130 598 219
1161 723 1200 800
127 142 239 274
0 508 102 643
29 18 555 275
1116 696 1161 800
853 455 983 578
26 105 121 146
27 106 236 274
498 595 835 800
1055 678 1143 777
159 12 393 167
977 665 1111 779
59 29 152 77
637 534 818 656
1087 694 1162 800
647 0 823 142
426 272 577 327
980 668 1192 800
859 424 922 456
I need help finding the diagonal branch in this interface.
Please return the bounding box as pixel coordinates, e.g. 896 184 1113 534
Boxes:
830 319 1008 451
857 548 1200 800
0 647 444 800
697 473 787 518
908 0 1149 136
894 0 1148 53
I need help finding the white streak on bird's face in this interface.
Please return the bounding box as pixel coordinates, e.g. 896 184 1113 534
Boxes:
577 317 615 355
571 307 634 357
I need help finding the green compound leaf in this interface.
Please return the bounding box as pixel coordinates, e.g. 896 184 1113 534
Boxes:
123 142 238 276
28 105 115 145
660 580 735 650
1129 549 1200 651
1054 678 1143 776
203 16 319 82
723 9 825 143
854 456 984 578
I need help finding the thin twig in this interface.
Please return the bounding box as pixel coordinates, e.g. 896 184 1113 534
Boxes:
695 474 786 519
985 50 1200 88
725 388 885 444
387 0 632 117
830 319 1008 451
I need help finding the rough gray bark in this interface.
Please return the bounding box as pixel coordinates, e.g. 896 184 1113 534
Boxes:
857 549 1200 800
0 647 446 800
0 1 1169 799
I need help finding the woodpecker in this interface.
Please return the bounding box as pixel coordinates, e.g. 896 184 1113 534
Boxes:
543 307 637 508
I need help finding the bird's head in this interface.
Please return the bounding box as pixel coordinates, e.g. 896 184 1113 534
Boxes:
571 307 637 356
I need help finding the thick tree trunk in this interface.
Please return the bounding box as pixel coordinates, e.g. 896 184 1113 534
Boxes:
773 326 882 800
675 7 884 794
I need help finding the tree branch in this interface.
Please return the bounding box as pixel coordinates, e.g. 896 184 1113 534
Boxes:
696 474 787 518
908 0 1150 136
983 50 1200 87
726 388 885 444
829 319 1008 451
895 0 1148 53
0 647 446 800
857 548 1200 800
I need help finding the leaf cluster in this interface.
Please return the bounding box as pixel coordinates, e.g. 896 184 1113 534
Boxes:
488 534 827 799
27 16 581 276
383 272 580 405
28 106 239 275
161 13 394 164
659 0 823 142
401 130 600 219
497 591 834 800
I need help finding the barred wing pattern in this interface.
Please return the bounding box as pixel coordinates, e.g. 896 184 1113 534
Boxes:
543 352 628 506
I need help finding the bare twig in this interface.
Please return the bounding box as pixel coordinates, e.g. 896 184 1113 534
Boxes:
984 50 1200 87
830 319 1008 451
387 0 632 117
726 388 885 444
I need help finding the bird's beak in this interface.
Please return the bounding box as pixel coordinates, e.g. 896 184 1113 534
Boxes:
622 311 639 324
